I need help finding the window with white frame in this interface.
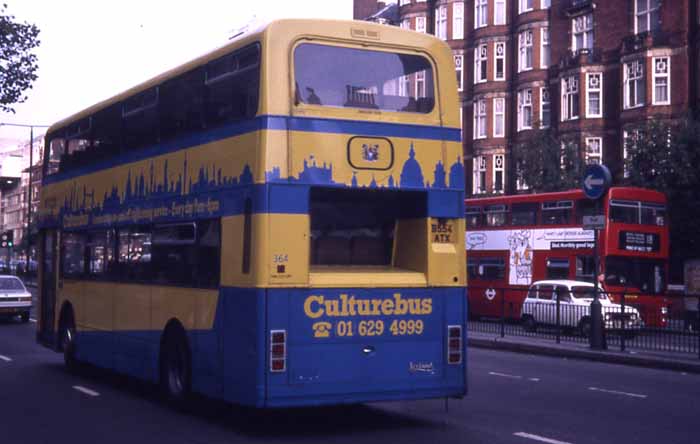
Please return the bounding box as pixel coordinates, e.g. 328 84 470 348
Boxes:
585 137 603 164
493 154 505 193
399 75 410 97
435 5 448 40
475 43 488 83
400 18 411 30
635 0 660 34
495 0 506 25
475 0 487 29
542 0 551 8
416 16 426 33
399 0 411 6
541 27 550 68
454 54 464 91
474 99 487 139
493 97 505 137
415 71 426 98
586 72 603 118
516 159 529 191
519 0 533 14
495 42 506 80
624 60 645 109
519 30 533 72
653 57 670 105
540 87 551 128
517 89 533 131
453 2 464 39
572 14 594 51
473 155 487 194
561 75 580 120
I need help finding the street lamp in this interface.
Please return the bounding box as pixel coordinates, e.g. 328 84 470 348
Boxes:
0 122 50 274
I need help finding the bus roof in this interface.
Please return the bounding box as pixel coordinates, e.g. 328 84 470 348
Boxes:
46 18 454 137
465 187 666 206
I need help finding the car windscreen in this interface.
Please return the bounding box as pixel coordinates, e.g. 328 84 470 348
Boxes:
294 43 435 113
0 277 26 291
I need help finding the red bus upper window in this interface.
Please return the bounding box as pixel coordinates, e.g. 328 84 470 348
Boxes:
542 200 572 225
465 206 482 228
511 203 537 226
485 204 507 227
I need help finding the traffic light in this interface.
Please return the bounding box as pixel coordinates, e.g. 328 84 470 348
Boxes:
0 230 13 248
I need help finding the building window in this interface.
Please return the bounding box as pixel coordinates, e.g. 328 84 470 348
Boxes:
454 54 463 91
400 18 410 30
519 30 533 72
474 44 488 84
473 155 487 194
516 159 529 191
474 99 487 139
493 97 505 137
585 137 603 164
624 60 645 109
540 87 551 128
561 75 579 121
435 5 448 40
495 0 506 25
399 75 410 97
517 89 533 131
586 72 603 118
415 71 425 98
495 42 506 80
635 0 660 34
541 27 550 68
475 0 487 29
416 16 426 33
453 2 464 39
542 0 551 8
653 57 670 105
572 14 593 51
400 0 411 5
519 0 533 14
493 154 505 193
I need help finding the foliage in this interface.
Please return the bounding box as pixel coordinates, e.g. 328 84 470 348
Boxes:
513 130 584 193
0 3 41 113
623 116 700 280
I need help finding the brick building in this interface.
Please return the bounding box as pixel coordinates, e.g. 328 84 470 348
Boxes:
356 0 697 196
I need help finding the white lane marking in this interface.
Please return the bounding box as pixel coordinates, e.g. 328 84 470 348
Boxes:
489 371 522 379
588 387 647 399
29 318 37 323
514 432 573 444
72 385 100 397
528 377 541 382
0 355 12 362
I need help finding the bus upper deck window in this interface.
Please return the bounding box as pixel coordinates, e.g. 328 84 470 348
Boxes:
485 204 507 227
45 137 65 176
542 200 572 225
294 43 435 113
465 207 482 228
641 202 666 226
609 200 639 224
511 203 537 226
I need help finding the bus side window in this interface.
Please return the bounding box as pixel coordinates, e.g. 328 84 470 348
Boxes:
546 258 569 279
485 205 507 227
465 207 482 228
511 203 537 226
542 201 572 225
467 257 479 279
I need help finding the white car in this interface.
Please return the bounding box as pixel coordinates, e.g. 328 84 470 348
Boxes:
0 275 32 323
521 280 642 336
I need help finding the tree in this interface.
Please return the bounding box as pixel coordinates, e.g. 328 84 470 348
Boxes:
0 3 40 113
513 130 584 193
623 116 700 281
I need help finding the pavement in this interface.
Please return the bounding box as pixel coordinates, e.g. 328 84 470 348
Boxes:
468 330 700 374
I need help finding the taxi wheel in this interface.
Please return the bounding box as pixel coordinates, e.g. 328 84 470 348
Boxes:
579 318 592 338
160 328 191 407
522 315 537 333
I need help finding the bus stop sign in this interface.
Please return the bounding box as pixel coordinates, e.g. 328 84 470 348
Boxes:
582 164 612 200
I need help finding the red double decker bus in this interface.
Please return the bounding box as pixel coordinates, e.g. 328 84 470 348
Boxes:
465 187 669 326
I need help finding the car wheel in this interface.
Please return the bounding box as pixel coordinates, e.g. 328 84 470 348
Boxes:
20 312 30 323
522 315 537 333
579 317 592 338
160 328 191 407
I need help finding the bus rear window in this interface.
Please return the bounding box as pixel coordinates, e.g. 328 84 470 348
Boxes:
294 43 435 113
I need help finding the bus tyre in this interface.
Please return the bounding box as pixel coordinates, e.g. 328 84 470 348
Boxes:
522 315 537 333
578 317 592 338
60 314 79 372
160 329 191 408
20 312 30 323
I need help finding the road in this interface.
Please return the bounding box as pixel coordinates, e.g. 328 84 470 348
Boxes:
0 291 698 444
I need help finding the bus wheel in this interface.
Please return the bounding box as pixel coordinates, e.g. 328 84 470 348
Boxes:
522 315 537 333
160 328 191 407
60 311 79 372
20 312 30 323
578 317 592 338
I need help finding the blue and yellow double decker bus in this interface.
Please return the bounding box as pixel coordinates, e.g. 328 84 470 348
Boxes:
36 19 467 407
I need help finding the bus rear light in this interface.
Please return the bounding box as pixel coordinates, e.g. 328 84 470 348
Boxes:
447 325 462 365
270 330 287 373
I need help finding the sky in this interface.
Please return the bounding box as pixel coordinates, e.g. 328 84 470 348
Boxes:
0 0 353 147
